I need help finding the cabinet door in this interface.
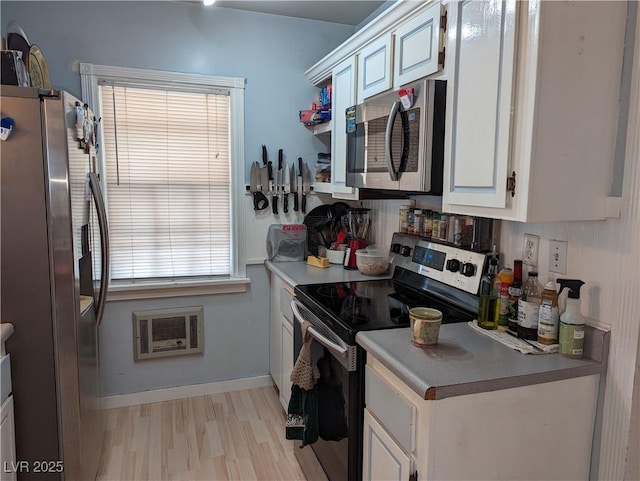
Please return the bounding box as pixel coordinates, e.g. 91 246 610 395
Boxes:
363 409 412 481
1 396 17 481
279 318 294 411
331 56 358 199
393 3 444 87
357 33 393 101
443 0 517 209
269 274 283 395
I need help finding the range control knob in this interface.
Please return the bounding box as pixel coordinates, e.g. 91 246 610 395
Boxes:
401 245 412 257
391 243 402 254
461 263 476 277
446 259 461 272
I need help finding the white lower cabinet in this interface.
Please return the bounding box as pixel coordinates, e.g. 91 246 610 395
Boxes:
364 355 601 480
363 409 413 481
268 270 295 411
279 318 294 409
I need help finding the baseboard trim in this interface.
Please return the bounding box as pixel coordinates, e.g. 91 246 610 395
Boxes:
102 375 275 409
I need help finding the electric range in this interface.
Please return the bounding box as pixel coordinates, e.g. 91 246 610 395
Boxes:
291 233 492 481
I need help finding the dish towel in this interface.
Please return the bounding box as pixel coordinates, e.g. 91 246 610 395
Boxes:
468 320 559 354
286 321 320 446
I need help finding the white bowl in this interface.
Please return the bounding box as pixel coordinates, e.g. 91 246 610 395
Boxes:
326 248 346 264
355 248 389 276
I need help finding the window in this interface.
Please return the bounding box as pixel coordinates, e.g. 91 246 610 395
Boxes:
80 63 247 298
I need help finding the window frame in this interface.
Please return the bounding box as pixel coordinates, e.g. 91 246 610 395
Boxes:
80 62 248 300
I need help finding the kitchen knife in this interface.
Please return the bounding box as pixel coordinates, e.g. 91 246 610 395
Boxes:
290 163 298 212
273 149 283 215
297 157 304 213
250 161 268 210
302 162 312 214
272 162 279 215
283 160 289 213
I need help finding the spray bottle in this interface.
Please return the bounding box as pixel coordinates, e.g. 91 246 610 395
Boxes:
557 279 586 359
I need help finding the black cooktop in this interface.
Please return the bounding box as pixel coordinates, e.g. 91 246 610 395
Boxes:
295 275 476 344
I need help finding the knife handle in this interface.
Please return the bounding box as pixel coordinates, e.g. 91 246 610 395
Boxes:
301 193 306 214
293 192 299 212
273 194 278 215
283 193 289 213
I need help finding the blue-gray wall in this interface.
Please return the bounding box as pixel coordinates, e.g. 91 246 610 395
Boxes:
1 1 354 395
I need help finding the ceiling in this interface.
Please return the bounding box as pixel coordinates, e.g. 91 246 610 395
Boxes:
209 1 389 26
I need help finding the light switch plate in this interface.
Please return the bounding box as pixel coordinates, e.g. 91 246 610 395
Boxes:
549 240 568 274
523 233 539 267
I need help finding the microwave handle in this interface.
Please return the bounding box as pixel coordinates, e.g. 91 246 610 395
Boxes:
385 101 401 182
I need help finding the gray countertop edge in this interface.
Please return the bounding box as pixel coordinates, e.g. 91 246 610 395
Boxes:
357 326 607 401
264 259 392 287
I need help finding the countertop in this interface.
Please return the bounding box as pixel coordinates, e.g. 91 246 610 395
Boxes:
264 259 391 287
357 322 607 401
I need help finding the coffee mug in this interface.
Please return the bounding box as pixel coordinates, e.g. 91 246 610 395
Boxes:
409 307 443 347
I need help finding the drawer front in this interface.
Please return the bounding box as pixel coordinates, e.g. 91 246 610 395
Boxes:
365 364 416 453
0 354 11 405
280 288 294 324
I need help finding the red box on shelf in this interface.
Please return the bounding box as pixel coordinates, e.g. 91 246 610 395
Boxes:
299 109 331 125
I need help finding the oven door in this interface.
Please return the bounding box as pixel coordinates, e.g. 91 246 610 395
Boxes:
291 300 364 481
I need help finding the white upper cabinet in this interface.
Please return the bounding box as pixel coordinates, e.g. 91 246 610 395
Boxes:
393 3 444 88
331 56 359 200
443 0 517 209
357 33 393 102
443 0 627 222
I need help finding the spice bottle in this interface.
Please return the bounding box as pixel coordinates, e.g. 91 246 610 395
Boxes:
496 266 514 330
423 210 433 237
432 212 440 239
439 214 448 241
507 260 523 334
517 271 543 340
399 204 412 233
413 209 423 236
537 280 559 344
478 255 499 330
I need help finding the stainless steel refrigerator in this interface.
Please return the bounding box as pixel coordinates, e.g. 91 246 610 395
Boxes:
1 86 109 481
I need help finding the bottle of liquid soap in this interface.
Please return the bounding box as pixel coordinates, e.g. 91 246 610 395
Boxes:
478 253 499 330
537 280 559 345
557 279 586 358
518 271 543 340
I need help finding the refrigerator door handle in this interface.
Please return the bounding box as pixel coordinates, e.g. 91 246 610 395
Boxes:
88 172 109 326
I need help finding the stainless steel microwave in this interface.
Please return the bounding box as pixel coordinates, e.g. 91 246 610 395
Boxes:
346 79 446 193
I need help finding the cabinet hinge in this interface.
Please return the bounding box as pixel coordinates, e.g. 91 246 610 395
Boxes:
507 171 516 197
438 47 446 67
409 470 418 481
441 11 448 32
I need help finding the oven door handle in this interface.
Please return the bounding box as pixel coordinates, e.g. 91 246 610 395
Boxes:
291 300 348 358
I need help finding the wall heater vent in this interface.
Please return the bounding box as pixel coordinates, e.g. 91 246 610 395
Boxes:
133 306 204 361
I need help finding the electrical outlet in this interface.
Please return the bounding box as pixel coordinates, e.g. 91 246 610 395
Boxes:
549 240 568 274
523 233 540 267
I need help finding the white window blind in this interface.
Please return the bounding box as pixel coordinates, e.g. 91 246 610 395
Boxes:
99 84 231 280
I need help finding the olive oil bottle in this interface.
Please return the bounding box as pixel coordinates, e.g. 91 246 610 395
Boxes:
478 256 499 330
517 271 543 340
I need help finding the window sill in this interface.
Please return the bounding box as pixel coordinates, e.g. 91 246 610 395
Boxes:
106 277 251 302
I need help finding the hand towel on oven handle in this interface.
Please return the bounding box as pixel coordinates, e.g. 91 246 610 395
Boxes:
286 321 319 446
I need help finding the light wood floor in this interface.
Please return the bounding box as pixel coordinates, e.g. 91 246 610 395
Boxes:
96 385 307 481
